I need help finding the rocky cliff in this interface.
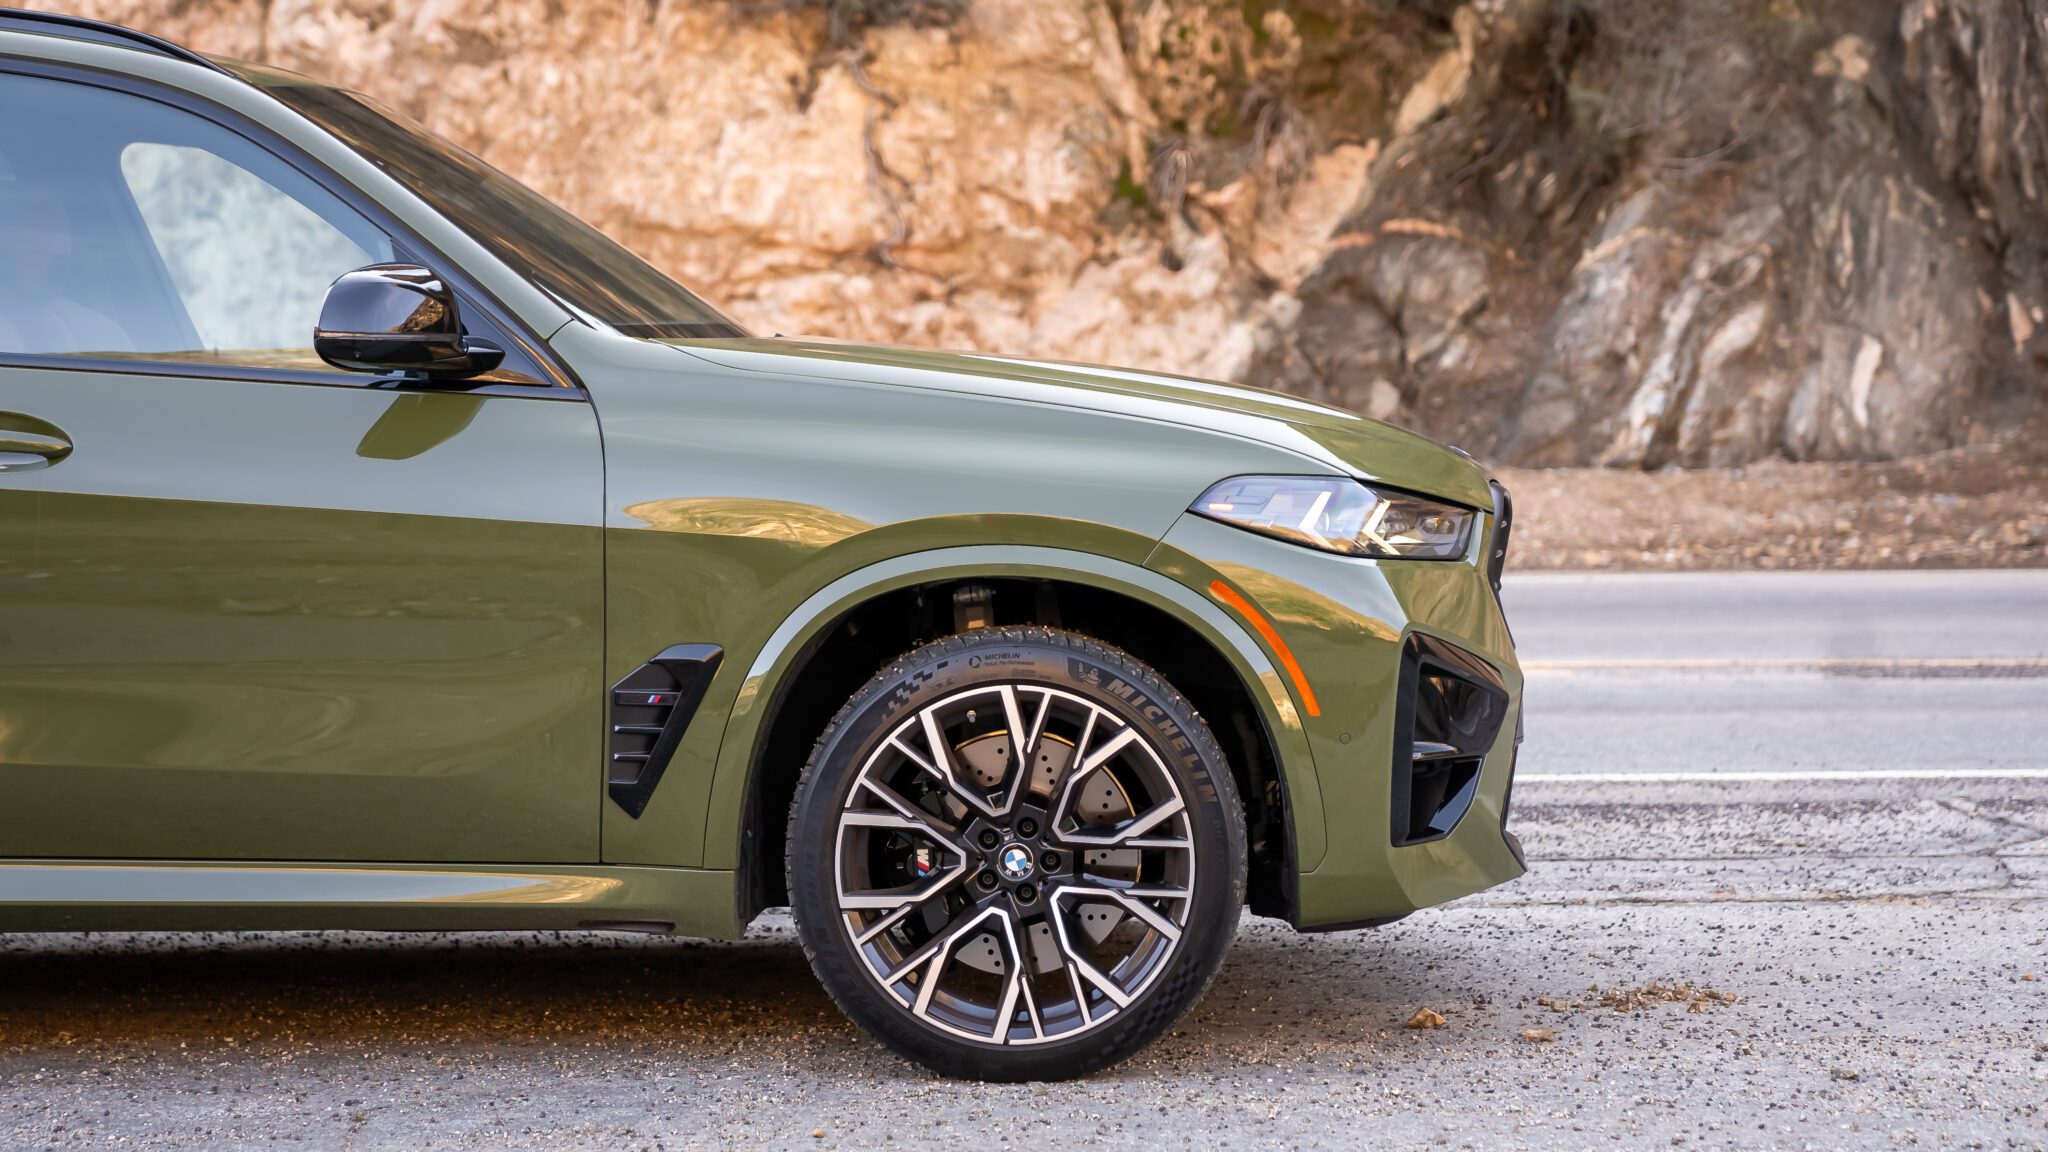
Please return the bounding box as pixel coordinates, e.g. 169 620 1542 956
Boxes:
28 0 2048 467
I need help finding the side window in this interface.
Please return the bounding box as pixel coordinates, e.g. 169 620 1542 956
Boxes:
121 143 385 361
0 71 393 370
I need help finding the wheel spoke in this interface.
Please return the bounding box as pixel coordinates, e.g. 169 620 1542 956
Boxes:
1045 887 1135 1010
1064 960 1094 1026
1077 724 1140 775
854 777 964 848
1068 948 1133 1010
844 868 971 947
899 906 1024 1034
915 705 1008 819
1022 688 1053 767
1071 706 1101 777
988 912 1032 1044
1014 950 1046 1042
884 903 1005 986
1058 793 1186 848
851 898 923 947
1056 882 1186 943
835 851 966 912
1101 882 1192 901
1049 710 1135 826
998 685 1031 761
991 685 1046 816
886 730 940 779
842 802 961 853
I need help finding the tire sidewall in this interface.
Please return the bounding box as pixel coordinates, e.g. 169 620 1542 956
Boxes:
788 628 1245 1081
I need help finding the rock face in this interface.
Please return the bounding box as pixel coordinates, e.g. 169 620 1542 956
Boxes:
1258 0 2037 466
26 0 2047 466
1504 26 1997 467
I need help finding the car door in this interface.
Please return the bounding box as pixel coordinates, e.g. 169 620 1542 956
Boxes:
0 68 604 863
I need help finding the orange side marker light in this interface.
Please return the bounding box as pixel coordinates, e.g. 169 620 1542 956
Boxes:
1208 580 1321 718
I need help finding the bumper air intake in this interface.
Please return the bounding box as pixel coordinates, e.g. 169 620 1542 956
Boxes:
1389 634 1508 846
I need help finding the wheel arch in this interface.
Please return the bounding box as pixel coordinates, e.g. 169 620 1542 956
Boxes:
704 546 1322 930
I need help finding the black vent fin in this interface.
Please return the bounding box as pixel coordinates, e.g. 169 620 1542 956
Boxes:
1487 481 1513 593
1389 634 1508 846
607 644 723 819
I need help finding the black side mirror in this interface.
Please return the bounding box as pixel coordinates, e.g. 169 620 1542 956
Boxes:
315 264 505 379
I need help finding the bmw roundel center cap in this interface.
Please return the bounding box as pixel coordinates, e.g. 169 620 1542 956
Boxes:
997 844 1035 882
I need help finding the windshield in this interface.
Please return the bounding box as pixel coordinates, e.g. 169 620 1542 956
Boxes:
258 78 746 340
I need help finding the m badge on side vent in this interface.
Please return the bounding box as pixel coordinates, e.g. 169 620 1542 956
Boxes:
608 644 723 818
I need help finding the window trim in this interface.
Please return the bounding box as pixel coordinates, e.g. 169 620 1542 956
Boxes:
0 57 587 400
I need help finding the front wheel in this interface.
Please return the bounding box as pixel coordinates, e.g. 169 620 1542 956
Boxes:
787 626 1246 1081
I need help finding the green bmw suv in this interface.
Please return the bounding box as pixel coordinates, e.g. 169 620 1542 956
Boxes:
0 11 1524 1080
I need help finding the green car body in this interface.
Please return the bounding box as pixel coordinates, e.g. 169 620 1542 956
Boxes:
0 19 1522 952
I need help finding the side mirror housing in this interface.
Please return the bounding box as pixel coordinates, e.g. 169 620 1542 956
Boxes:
315 264 505 379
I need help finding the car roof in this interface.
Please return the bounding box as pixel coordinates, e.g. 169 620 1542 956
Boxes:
0 7 229 75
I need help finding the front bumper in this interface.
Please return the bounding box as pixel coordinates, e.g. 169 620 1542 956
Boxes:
1146 498 1524 930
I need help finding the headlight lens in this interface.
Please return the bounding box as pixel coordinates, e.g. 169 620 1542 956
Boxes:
1191 476 1475 560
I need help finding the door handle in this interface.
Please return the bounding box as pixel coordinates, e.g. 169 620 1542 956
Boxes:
0 414 72 472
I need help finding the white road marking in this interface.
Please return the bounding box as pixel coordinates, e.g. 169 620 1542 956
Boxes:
1520 768 2048 783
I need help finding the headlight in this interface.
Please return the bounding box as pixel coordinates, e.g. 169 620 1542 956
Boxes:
1191 476 1475 560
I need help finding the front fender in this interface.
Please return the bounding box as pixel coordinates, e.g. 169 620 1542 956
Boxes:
698 545 1327 879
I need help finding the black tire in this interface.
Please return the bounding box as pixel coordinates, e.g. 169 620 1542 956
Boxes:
787 626 1246 1081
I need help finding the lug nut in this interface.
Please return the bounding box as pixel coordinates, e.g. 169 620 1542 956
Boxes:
1016 817 1038 838
1016 885 1037 903
978 872 999 890
1040 851 1060 871
978 829 1001 849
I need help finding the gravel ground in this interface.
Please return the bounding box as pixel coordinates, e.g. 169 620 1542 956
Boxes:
3 774 2042 1151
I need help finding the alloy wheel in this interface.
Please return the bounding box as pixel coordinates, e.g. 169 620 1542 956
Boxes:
831 682 1197 1046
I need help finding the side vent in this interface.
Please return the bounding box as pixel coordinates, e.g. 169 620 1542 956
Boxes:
609 644 723 819
1389 634 1508 846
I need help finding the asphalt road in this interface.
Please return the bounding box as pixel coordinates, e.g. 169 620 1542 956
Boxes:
4 571 2045 1150
1507 571 2048 779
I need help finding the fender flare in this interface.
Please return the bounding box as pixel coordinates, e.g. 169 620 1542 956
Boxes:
700 545 1326 877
